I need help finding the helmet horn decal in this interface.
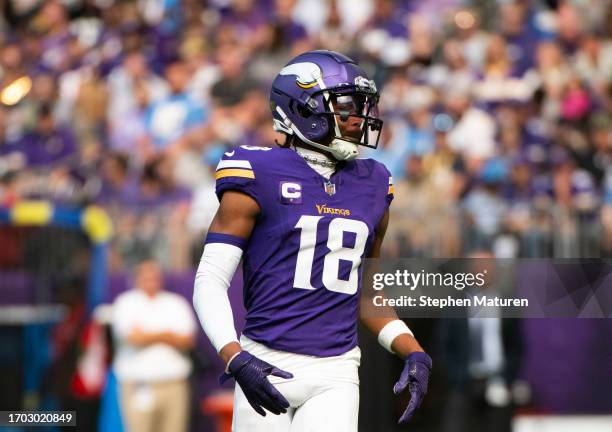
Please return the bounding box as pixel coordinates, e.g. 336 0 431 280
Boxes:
279 62 326 90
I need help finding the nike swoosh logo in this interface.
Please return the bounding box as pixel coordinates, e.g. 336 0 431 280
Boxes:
224 150 235 157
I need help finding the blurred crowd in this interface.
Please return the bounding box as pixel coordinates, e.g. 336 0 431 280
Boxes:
0 0 611 269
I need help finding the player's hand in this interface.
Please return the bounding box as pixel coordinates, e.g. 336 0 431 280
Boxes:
394 351 432 424
220 351 293 416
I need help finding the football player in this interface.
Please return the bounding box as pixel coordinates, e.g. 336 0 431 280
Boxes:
193 50 431 431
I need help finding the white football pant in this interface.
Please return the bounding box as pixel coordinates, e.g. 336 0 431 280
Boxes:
232 336 361 432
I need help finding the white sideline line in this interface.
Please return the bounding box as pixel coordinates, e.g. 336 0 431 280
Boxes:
514 415 612 432
0 305 67 324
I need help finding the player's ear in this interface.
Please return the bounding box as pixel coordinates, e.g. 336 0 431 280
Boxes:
274 131 292 148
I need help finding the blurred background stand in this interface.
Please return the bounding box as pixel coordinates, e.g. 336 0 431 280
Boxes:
201 390 234 432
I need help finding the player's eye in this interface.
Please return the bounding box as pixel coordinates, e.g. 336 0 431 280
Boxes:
335 96 357 114
333 95 366 120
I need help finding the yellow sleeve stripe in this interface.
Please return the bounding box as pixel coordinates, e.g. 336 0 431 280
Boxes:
388 185 395 194
215 168 255 180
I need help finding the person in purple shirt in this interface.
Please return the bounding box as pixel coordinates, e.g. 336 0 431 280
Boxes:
219 0 269 43
38 1 74 73
135 155 192 209
16 104 78 168
193 50 431 431
267 0 309 47
365 0 409 39
499 2 543 76
95 152 139 206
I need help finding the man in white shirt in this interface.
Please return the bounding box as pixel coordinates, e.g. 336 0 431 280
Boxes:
112 260 196 432
445 86 497 161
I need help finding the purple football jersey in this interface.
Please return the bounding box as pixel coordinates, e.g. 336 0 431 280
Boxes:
215 145 393 357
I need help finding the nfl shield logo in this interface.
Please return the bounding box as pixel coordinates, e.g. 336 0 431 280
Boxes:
324 181 336 196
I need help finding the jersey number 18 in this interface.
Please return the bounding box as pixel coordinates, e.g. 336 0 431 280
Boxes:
293 215 368 295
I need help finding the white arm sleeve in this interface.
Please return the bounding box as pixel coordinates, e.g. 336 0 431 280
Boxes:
193 242 243 353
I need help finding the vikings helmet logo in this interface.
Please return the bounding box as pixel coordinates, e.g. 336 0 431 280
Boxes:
279 62 323 89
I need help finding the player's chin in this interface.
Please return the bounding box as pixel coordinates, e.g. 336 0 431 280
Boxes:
339 132 362 143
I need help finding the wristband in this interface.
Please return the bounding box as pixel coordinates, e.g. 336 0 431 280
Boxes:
378 320 413 354
225 351 242 374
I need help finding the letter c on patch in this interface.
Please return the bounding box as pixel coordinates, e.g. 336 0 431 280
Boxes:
280 181 302 204
282 182 301 198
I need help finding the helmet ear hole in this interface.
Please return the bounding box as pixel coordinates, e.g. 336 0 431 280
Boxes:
297 104 312 118
305 115 334 143
319 116 328 130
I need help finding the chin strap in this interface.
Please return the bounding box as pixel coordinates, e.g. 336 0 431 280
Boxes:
328 138 359 161
274 107 359 161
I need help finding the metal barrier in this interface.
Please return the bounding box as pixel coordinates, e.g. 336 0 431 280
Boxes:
386 203 605 259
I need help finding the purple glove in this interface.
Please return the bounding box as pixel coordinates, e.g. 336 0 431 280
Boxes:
394 351 432 424
220 351 293 416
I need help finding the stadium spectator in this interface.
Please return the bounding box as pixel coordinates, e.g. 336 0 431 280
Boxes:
444 84 497 164
37 1 73 73
499 1 540 76
16 104 78 168
210 44 258 108
143 60 205 152
111 259 196 432
389 154 461 257
107 50 168 154
96 151 137 206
